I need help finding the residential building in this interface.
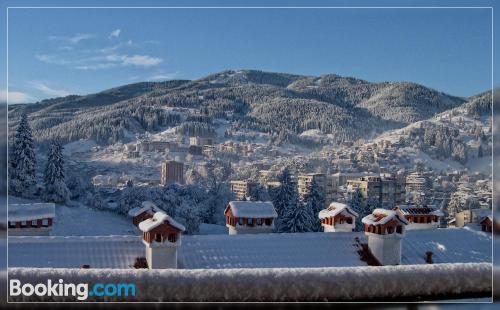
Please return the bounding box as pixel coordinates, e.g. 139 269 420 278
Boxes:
297 173 334 207
230 180 258 200
160 160 185 185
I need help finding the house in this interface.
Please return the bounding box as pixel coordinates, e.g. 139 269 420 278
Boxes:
128 201 162 227
8 203 55 236
395 205 444 230
318 202 358 232
224 201 277 235
362 208 409 265
138 211 186 269
480 216 492 233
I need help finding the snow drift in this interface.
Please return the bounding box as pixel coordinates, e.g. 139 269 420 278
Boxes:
9 263 491 302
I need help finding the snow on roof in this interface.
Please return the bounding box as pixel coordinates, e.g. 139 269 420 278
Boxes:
397 206 444 217
362 208 409 226
138 212 185 232
127 201 161 217
225 201 277 219
9 203 55 222
318 202 358 219
7 228 491 269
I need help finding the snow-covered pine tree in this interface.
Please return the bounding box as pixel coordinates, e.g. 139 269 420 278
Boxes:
9 113 37 197
175 200 200 235
43 141 70 203
302 178 325 231
279 193 315 233
348 188 364 232
271 167 297 219
248 183 270 201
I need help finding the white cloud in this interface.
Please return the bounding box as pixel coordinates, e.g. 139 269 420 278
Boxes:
29 82 72 98
49 33 95 45
109 29 121 39
0 90 36 104
148 72 180 81
106 54 163 67
36 54 72 65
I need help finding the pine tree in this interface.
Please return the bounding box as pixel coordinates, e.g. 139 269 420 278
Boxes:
279 194 315 233
348 188 364 232
302 179 325 231
9 113 37 197
271 167 297 218
43 141 70 203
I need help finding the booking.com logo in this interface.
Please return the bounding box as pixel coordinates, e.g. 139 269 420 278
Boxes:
10 279 136 301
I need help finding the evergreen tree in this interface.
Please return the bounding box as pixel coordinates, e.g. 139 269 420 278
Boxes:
271 167 297 218
9 113 37 197
43 141 70 203
348 188 364 231
278 194 315 233
248 183 270 201
302 179 325 231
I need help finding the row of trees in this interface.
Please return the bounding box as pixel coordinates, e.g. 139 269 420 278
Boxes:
10 114 70 203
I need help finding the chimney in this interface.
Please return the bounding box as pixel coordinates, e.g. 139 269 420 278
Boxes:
361 208 409 265
425 251 433 264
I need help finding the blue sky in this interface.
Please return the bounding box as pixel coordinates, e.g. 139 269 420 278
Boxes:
0 0 497 103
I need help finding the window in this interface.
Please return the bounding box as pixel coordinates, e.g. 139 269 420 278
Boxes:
387 226 394 234
168 234 177 243
42 219 49 227
238 218 244 225
31 220 37 227
256 219 262 226
20 221 27 227
346 218 352 224
8 222 15 228
248 218 253 226
155 233 162 242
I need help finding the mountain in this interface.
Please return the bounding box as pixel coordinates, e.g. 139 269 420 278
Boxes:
8 69 470 146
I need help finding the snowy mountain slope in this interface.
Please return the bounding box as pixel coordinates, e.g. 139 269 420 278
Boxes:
8 69 468 146
373 91 492 172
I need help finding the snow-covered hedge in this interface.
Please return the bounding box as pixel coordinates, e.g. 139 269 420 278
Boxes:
9 263 491 302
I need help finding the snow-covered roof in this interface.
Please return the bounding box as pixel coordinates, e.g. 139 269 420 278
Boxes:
480 216 492 223
138 212 185 233
225 201 278 219
362 208 409 226
8 228 491 269
9 203 55 222
127 201 162 217
318 202 358 219
397 206 444 217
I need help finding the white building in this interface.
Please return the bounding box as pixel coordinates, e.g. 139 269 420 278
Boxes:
362 208 409 265
138 212 186 269
318 202 358 232
224 201 278 235
8 203 55 236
